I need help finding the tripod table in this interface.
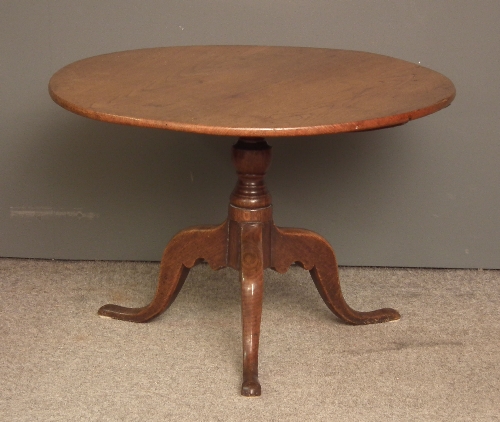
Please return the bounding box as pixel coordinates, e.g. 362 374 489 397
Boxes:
49 46 456 396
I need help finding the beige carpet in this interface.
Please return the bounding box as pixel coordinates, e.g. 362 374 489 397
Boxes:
1 258 499 421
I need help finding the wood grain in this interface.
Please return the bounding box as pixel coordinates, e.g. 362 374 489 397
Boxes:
49 46 456 137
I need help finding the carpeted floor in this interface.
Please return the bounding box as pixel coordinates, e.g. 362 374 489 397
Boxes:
1 258 499 421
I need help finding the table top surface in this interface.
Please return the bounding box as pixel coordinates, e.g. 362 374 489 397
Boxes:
49 46 455 137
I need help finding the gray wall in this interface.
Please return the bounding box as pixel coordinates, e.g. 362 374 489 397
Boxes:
1 1 499 268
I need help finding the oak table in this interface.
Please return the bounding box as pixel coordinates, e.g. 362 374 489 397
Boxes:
49 46 456 396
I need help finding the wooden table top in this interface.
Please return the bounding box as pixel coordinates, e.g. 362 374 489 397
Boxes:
49 46 455 137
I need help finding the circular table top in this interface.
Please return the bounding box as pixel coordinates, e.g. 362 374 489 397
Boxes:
49 46 455 137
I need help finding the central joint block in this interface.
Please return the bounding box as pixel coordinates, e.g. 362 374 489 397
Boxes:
227 206 273 271
230 137 272 209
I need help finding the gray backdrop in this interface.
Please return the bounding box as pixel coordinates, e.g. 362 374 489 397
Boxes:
1 1 499 268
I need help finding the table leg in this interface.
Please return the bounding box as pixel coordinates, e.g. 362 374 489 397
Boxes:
98 222 229 322
240 223 264 396
271 225 400 324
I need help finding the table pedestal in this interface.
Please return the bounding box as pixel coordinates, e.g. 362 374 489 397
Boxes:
98 137 400 396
